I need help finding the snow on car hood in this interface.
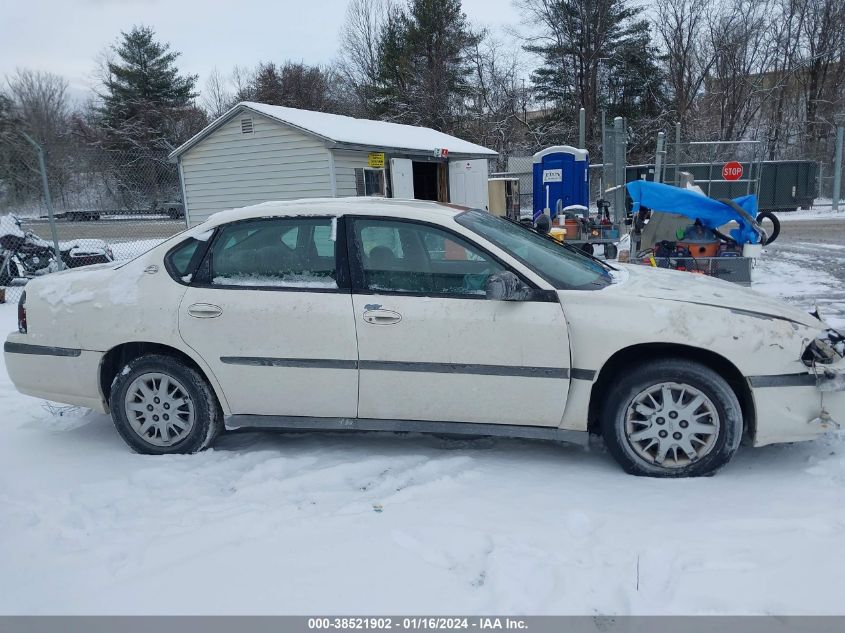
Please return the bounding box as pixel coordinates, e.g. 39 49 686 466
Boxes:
609 263 822 328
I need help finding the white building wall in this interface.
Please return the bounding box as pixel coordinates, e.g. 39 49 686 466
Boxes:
179 113 333 225
332 150 374 197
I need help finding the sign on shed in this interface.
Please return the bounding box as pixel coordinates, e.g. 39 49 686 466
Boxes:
368 152 385 168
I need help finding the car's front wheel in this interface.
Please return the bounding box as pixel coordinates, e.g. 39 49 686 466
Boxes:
600 359 743 477
110 354 223 454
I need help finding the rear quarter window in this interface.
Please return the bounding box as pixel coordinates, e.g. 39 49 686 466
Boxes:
166 238 202 281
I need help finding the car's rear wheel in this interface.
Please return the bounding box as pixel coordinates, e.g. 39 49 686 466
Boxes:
110 354 222 454
600 359 742 477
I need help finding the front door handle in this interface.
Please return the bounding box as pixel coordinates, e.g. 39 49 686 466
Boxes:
187 303 223 319
363 308 401 325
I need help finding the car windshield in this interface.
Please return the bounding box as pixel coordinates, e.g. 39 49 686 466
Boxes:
456 210 613 290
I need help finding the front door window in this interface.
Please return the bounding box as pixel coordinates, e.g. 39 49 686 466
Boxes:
351 218 504 296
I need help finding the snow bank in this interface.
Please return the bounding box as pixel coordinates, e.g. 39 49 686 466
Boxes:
775 201 845 222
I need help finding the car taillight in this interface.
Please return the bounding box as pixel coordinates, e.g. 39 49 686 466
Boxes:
18 291 27 334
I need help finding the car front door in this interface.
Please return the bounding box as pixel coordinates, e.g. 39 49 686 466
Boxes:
348 216 571 427
177 216 358 418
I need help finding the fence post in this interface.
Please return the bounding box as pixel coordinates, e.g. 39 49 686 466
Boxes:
600 109 607 195
20 131 64 270
833 122 844 212
654 132 665 184
674 122 682 186
579 107 586 149
613 117 626 223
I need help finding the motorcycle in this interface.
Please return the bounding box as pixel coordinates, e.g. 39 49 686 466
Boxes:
0 215 114 286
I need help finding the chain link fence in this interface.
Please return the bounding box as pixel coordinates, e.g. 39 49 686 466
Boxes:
1 145 187 303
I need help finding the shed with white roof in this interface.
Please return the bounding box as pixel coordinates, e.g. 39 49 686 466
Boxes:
169 102 497 226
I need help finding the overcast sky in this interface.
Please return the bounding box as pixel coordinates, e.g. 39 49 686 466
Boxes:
2 0 524 103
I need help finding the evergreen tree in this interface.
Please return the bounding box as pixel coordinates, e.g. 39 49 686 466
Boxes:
374 0 480 132
523 0 665 152
99 25 199 148
241 61 342 112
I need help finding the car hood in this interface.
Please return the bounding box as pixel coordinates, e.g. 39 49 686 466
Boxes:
607 263 822 328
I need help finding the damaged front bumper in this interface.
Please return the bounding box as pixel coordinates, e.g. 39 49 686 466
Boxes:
817 369 845 393
751 328 845 446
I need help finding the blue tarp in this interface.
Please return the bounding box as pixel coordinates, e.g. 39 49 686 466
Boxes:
626 181 762 244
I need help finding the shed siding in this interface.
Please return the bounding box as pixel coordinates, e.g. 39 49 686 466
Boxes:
180 113 333 225
333 150 374 197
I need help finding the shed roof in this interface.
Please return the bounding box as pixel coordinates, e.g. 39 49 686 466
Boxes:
170 102 497 160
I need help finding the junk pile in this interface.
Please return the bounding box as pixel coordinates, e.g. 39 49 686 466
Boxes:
626 181 780 285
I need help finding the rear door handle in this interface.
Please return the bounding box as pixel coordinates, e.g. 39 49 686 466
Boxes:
363 308 401 325
187 303 223 319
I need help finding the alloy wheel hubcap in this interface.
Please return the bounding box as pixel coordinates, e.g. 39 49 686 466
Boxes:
624 382 720 468
124 372 195 447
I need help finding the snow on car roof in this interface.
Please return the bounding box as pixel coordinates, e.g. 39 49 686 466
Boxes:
170 102 497 159
203 197 470 227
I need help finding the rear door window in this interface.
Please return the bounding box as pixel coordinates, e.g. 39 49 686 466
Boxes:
207 218 337 289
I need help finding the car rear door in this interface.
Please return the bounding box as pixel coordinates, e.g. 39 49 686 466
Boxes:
347 216 571 427
177 216 358 418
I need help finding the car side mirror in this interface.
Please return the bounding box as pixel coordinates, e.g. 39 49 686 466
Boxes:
486 271 533 301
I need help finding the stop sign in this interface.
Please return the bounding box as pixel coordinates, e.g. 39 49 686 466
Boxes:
722 161 743 181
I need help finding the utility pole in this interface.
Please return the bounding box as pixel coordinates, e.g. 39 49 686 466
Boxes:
20 131 64 269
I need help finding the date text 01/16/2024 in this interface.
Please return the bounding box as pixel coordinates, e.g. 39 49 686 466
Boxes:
307 618 528 630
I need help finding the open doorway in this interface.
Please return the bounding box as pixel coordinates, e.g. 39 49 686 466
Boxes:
390 158 450 202
412 162 439 201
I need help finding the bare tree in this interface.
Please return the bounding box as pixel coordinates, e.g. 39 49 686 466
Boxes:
794 0 845 163
700 0 776 144
202 67 234 118
231 65 257 102
6 69 70 145
464 37 533 167
336 0 392 116
2 69 75 207
653 0 714 131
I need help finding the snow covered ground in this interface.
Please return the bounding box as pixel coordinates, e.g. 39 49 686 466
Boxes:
775 200 845 222
2 234 845 616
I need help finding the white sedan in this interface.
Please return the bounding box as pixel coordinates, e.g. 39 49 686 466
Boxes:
5 198 844 477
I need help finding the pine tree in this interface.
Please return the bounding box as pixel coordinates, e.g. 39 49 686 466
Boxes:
374 0 480 132
242 61 341 112
523 0 665 152
99 25 198 148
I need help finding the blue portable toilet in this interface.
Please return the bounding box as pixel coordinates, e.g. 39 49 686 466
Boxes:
532 146 589 221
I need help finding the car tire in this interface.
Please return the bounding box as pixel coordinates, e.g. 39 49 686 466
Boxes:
600 359 742 477
110 354 223 455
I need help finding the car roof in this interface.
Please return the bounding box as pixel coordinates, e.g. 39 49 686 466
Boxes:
202 197 471 227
